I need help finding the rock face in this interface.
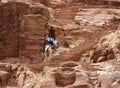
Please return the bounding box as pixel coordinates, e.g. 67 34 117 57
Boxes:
31 61 93 88
1 0 41 4
0 1 50 59
98 30 120 49
98 71 120 88
97 29 120 63
0 60 119 88
76 0 120 6
19 4 50 60
80 20 120 63
0 2 29 58
0 0 120 88
74 8 120 26
0 71 10 86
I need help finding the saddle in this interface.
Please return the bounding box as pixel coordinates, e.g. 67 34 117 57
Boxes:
51 44 55 49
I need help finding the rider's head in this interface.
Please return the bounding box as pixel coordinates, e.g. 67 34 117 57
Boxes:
44 33 49 38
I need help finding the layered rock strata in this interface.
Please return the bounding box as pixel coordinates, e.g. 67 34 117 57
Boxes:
0 1 50 59
0 2 29 58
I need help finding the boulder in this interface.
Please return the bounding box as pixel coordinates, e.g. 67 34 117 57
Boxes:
0 71 10 86
17 73 26 87
98 71 120 88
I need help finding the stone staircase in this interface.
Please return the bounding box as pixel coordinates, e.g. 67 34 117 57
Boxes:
88 71 100 88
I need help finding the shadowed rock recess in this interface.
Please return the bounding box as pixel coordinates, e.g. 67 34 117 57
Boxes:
0 0 120 88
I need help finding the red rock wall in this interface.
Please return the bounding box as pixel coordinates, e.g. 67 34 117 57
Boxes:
0 2 50 59
0 2 29 58
19 5 50 59
19 15 48 58
75 0 120 6
39 0 49 6
104 0 120 6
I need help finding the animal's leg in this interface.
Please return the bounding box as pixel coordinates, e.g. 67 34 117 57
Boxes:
44 53 47 62
48 46 52 59
53 40 59 53
44 45 49 62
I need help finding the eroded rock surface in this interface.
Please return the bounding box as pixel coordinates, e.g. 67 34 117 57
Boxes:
0 0 120 88
0 1 50 60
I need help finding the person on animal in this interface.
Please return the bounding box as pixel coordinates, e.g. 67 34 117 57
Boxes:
45 26 56 46
45 35 55 45
44 26 57 61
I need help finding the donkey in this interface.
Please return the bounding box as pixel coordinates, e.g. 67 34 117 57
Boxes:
44 40 59 62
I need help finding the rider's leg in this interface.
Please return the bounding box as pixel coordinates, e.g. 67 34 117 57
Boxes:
48 45 52 59
44 45 50 62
